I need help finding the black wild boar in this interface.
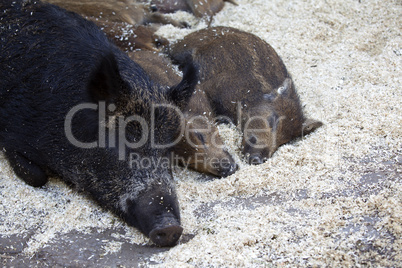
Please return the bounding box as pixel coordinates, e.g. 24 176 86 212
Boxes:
128 51 237 177
168 27 323 165
0 0 199 247
148 0 238 18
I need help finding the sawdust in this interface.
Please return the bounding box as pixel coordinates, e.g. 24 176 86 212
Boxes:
0 0 401 266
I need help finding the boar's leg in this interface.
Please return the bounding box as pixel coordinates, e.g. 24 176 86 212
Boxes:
5 151 48 187
150 0 190 14
144 12 189 28
185 0 238 18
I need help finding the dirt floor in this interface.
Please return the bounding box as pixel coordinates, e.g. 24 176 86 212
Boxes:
1 0 401 267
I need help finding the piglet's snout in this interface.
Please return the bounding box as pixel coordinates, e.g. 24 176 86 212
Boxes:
248 154 263 165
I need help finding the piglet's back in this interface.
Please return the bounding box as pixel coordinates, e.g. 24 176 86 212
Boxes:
169 26 288 93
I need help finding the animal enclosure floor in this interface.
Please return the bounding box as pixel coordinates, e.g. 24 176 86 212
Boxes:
1 0 401 267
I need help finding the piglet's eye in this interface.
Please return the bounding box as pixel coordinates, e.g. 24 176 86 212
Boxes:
267 113 279 130
150 4 158 12
248 135 257 145
195 132 206 145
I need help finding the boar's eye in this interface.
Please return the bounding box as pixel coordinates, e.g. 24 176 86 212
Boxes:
195 132 206 145
126 198 136 210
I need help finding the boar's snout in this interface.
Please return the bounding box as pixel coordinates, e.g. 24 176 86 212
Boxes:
123 181 182 247
150 225 183 247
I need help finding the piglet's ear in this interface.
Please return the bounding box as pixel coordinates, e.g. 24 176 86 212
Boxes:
87 53 124 102
302 118 323 136
277 77 293 96
168 60 199 109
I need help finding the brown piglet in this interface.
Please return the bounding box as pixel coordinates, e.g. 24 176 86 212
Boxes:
168 27 323 165
44 0 186 50
128 50 237 177
44 0 186 26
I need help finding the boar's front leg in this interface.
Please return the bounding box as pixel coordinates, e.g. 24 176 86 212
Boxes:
5 151 48 187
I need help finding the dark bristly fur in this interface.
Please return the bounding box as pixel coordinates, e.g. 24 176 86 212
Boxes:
168 26 323 165
0 0 198 247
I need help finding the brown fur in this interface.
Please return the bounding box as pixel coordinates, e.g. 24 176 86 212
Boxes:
44 0 186 50
148 0 238 18
168 27 323 164
44 0 186 26
173 87 237 177
128 50 237 176
98 22 168 51
127 50 182 86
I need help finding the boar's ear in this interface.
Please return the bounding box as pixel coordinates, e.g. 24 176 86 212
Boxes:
87 53 125 102
302 118 323 136
167 61 198 109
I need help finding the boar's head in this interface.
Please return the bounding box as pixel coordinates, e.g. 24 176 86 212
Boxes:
73 53 199 247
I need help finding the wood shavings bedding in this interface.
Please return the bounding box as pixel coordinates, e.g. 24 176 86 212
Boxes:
1 0 401 266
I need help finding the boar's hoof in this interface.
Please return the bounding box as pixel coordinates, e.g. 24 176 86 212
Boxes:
248 155 264 165
149 225 183 247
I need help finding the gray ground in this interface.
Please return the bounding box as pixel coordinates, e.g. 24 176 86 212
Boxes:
1 0 401 267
